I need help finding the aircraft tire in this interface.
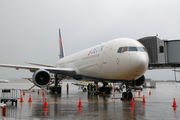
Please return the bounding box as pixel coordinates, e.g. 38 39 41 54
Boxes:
57 86 61 94
50 87 55 94
122 92 127 100
127 92 133 100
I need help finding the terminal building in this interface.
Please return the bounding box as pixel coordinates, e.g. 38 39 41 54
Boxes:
138 36 180 68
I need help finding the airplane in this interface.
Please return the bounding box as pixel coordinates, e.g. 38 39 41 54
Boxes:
0 79 9 83
0 29 149 100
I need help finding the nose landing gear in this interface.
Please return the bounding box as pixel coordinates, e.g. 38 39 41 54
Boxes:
121 82 133 101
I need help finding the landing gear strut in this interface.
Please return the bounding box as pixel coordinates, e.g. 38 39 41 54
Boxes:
121 82 133 101
50 74 62 94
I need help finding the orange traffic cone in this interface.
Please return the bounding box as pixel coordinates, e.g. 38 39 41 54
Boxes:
149 90 151 95
42 92 44 96
20 95 23 102
28 95 32 102
138 91 140 96
142 95 146 103
78 98 82 107
172 98 177 107
44 98 48 107
131 98 134 107
23 90 25 95
38 90 39 94
119 90 121 93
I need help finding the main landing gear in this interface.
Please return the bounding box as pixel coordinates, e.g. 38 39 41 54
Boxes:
49 74 62 94
98 82 111 94
121 82 133 101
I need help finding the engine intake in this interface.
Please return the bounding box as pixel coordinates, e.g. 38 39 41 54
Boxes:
32 70 51 88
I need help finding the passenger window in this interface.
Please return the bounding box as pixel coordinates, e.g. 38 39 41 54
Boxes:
159 46 164 53
129 47 137 51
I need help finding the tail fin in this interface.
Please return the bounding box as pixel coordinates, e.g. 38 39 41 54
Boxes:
59 29 65 59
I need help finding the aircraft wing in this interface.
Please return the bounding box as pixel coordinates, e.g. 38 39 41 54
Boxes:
25 62 55 67
0 64 76 76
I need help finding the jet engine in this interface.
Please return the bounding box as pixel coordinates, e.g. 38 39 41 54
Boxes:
130 75 145 86
32 69 51 88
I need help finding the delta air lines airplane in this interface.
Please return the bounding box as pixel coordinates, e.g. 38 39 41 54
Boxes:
0 29 149 100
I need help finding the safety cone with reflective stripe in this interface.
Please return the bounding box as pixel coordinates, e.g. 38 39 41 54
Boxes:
78 98 82 107
28 95 32 102
131 98 134 107
20 95 23 102
142 95 146 103
44 98 48 107
172 98 177 107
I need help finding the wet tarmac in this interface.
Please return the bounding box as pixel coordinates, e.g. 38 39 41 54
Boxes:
0 81 180 120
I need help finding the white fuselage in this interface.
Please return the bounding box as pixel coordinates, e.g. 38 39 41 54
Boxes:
55 38 149 81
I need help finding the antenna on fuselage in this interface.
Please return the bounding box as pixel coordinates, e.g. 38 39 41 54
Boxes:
59 28 65 59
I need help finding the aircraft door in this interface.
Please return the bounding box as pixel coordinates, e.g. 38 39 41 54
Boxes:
102 45 112 64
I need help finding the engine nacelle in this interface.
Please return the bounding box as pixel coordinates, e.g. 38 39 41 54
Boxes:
130 75 145 87
32 70 51 88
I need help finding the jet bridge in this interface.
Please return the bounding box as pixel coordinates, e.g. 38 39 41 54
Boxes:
138 36 180 68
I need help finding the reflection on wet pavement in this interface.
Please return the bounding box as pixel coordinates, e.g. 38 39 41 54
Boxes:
0 82 179 120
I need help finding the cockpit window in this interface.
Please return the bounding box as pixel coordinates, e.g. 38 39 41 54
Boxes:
121 47 128 52
117 47 123 53
117 46 146 53
137 47 145 52
129 47 137 51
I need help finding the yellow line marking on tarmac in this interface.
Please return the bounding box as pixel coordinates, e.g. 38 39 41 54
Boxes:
111 96 144 99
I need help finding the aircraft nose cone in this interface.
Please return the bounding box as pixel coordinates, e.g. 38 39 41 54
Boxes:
130 53 148 72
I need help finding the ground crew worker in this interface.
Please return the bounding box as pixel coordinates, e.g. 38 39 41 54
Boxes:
110 83 112 91
67 83 69 94
87 84 90 91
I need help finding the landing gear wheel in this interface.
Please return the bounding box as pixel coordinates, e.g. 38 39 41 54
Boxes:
127 91 133 100
57 86 61 94
105 87 111 94
50 87 55 94
15 100 17 105
99 87 111 94
121 92 127 100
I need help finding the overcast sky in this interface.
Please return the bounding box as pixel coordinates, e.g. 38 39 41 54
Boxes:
0 0 180 80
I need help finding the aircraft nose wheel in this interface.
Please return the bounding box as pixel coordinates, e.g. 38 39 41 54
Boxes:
121 91 133 101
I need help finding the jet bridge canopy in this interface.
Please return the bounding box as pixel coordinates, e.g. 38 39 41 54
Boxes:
138 36 180 68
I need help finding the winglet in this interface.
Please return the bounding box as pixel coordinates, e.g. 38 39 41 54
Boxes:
59 29 65 59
